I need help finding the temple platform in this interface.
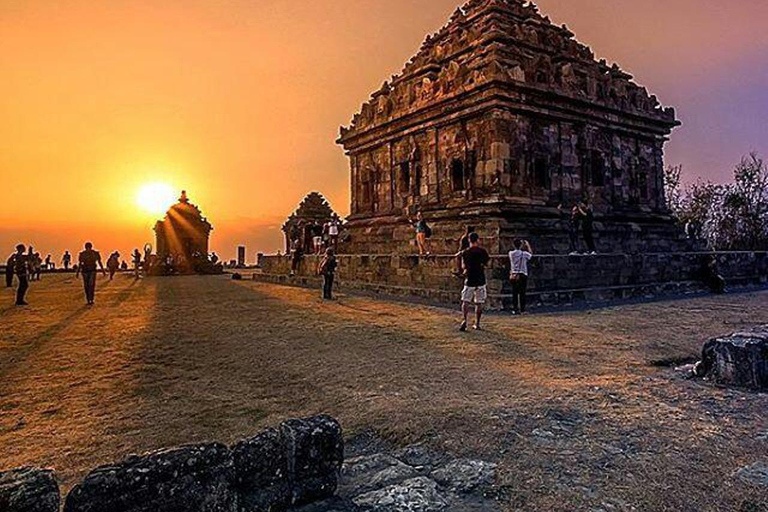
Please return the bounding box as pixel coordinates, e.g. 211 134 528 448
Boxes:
254 251 768 310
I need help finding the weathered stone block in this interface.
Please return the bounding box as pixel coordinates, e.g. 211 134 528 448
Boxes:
64 442 236 512
0 467 60 512
232 428 291 512
280 415 344 506
699 325 768 390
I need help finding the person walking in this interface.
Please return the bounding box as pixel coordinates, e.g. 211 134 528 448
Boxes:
76 242 106 305
5 252 15 288
132 249 142 279
12 244 30 306
318 247 338 300
106 252 120 280
579 201 597 254
62 251 72 270
453 226 474 277
459 232 490 332
509 239 534 315
412 211 432 256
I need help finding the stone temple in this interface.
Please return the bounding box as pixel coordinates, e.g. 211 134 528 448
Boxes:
256 0 767 309
154 191 212 273
338 0 684 255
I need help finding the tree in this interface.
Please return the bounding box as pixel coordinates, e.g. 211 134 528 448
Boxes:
665 152 768 251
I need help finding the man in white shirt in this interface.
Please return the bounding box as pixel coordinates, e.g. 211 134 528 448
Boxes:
508 239 533 314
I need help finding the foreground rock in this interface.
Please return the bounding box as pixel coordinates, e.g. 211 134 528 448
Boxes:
64 442 236 512
63 415 343 512
698 325 768 390
0 467 60 512
735 462 768 487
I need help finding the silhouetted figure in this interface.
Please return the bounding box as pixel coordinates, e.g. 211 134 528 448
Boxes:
44 254 52 270
559 204 582 255
13 244 30 306
106 252 120 280
132 249 142 279
5 252 15 288
290 238 303 277
62 251 72 270
76 242 106 305
210 252 219 265
31 252 42 281
318 247 338 300
120 261 128 271
579 201 597 254
328 218 340 249
703 256 726 294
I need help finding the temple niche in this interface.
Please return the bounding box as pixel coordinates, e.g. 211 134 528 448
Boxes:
154 191 217 274
337 0 686 255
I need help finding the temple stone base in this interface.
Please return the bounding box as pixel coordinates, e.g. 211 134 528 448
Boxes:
255 251 768 310
341 206 702 257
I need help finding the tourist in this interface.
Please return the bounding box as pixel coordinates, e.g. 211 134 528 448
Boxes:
703 255 726 294
106 251 120 280
508 239 534 315
12 244 30 306
313 222 324 254
579 201 597 254
412 211 432 256
317 247 338 300
76 242 106 305
44 254 52 270
290 238 303 277
120 261 128 271
558 204 582 255
62 250 72 270
328 218 340 249
32 252 43 281
453 225 474 277
132 248 142 279
6 252 16 288
459 232 490 331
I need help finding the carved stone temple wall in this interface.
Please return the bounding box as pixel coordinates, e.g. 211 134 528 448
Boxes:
337 0 687 255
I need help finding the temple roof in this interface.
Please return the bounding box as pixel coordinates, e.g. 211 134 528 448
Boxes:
154 191 213 233
282 192 339 231
340 0 677 141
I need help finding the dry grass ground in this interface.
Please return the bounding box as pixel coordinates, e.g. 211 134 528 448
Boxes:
1 273 767 511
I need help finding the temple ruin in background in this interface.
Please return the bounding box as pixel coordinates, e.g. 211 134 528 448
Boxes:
282 192 340 253
154 191 213 274
338 0 684 255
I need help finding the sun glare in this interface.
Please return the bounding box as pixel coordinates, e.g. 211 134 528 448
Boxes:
136 183 177 216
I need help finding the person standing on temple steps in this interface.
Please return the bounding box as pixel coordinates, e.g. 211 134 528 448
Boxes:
412 211 432 257
559 204 582 255
318 247 338 300
579 201 597 255
459 232 490 332
76 242 106 305
509 239 534 315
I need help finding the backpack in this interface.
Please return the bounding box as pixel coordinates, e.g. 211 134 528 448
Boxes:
424 223 433 238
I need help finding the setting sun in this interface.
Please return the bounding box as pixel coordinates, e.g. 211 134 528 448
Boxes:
136 183 177 216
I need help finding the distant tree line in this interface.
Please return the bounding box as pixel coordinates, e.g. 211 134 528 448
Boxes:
665 152 768 251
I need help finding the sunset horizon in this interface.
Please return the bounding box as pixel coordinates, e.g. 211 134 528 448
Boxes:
2 0 767 260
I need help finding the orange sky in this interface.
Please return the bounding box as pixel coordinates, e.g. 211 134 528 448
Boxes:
2 0 767 261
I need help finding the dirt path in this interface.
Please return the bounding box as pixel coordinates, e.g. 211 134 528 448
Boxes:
1 275 766 511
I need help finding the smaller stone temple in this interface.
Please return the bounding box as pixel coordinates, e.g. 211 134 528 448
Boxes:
154 191 213 274
282 192 340 253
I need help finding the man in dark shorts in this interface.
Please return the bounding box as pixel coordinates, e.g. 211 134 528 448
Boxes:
460 232 490 332
76 242 106 305
579 201 597 254
12 244 30 306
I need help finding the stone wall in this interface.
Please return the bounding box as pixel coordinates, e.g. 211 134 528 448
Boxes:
256 251 768 309
0 415 342 512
